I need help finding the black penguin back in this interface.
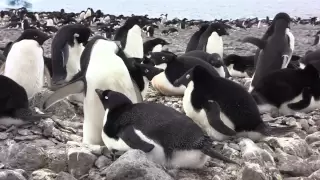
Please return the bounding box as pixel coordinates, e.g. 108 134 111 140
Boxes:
185 23 209 52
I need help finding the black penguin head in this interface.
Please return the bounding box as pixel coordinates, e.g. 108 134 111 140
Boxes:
134 62 164 80
199 23 209 31
153 38 170 46
16 29 50 45
208 53 223 68
210 23 229 36
223 54 241 66
95 89 133 110
124 16 148 28
173 66 196 87
68 25 91 45
142 57 155 66
150 51 177 67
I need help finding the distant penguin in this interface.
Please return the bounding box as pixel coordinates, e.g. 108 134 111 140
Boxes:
4 29 50 99
181 50 227 77
223 54 255 78
185 24 209 53
299 49 320 71
46 18 55 26
257 20 261 28
84 8 94 19
196 23 229 58
0 75 50 126
43 38 145 145
79 11 85 20
150 51 220 96
243 13 293 92
180 18 187 29
161 14 167 25
114 16 147 58
312 31 320 46
143 38 170 56
174 65 295 141
96 89 238 167
251 65 320 115
50 24 91 87
143 25 154 37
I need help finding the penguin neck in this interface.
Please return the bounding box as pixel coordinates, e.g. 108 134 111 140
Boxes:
186 81 204 111
164 60 190 84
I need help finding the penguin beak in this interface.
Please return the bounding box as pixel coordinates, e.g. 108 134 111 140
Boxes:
95 89 104 98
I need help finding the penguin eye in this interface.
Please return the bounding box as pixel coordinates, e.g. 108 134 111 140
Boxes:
34 35 38 38
104 96 108 100
145 69 149 73
162 56 165 60
186 74 190 79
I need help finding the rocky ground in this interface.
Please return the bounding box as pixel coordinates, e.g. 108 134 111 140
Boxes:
0 24 320 180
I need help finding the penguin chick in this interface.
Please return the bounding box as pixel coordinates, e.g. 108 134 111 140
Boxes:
173 65 296 141
0 75 51 126
96 89 239 168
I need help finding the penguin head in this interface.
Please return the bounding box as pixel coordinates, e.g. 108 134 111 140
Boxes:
134 62 164 81
174 65 211 87
149 51 177 69
95 89 132 111
173 66 196 87
208 53 223 68
70 25 91 45
124 16 148 28
153 38 170 46
223 54 241 66
210 23 229 36
16 29 50 45
198 23 209 31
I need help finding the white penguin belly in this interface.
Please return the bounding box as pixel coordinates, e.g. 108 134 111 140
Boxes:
183 82 235 141
152 44 163 52
279 93 320 115
65 42 84 82
83 40 139 145
206 32 223 58
4 40 44 99
151 72 186 96
124 25 144 59
227 64 250 78
215 66 226 78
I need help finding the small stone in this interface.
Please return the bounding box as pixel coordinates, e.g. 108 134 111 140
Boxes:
228 143 240 151
67 147 97 178
31 169 57 180
299 119 309 131
55 172 77 180
222 144 239 159
309 168 320 180
241 163 267 180
101 150 173 180
307 126 318 134
0 169 26 180
47 145 67 172
0 132 8 140
308 119 316 126
14 135 41 141
95 155 112 169
305 132 320 144
17 129 32 136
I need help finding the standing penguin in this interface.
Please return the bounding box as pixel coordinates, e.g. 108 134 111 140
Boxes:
196 23 229 58
143 38 170 56
243 13 293 92
180 18 187 29
174 65 295 141
0 75 50 126
50 24 91 87
96 89 238 167
114 16 147 59
42 37 155 145
4 29 50 99
84 8 94 19
312 31 320 46
185 23 209 53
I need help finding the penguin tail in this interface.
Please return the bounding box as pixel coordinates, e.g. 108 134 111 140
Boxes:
256 123 296 136
201 137 240 165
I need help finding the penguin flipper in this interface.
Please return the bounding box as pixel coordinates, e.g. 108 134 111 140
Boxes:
312 36 319 46
242 37 266 49
282 47 293 68
43 79 84 110
204 100 237 136
119 125 155 152
132 79 143 103
62 43 69 67
287 87 312 110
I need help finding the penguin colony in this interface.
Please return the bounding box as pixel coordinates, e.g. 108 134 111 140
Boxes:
0 7 320 171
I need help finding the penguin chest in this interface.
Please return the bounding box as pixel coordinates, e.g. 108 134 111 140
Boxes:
152 44 163 53
65 43 84 81
215 66 226 78
151 72 186 96
206 32 223 58
124 25 144 58
4 40 44 99
227 64 250 78
182 84 232 141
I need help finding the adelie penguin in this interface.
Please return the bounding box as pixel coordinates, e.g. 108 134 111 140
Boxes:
95 89 238 168
223 54 255 78
42 37 161 145
114 16 147 59
143 38 170 56
196 23 229 58
142 25 154 37
150 51 221 96
251 64 320 116
312 31 320 46
50 24 91 87
185 23 209 53
3 29 51 100
0 75 50 127
243 13 294 92
173 65 295 141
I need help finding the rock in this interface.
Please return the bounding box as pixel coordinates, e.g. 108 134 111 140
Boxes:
13 135 42 141
31 169 57 180
0 169 26 180
241 163 267 180
266 137 311 158
95 155 112 169
4 143 47 172
67 147 97 178
283 177 312 180
46 145 67 172
66 141 103 156
309 168 320 180
17 129 33 136
0 132 8 140
38 119 68 142
305 132 320 144
101 150 173 180
307 126 318 134
221 144 240 159
299 119 310 131
239 138 275 165
55 172 77 180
